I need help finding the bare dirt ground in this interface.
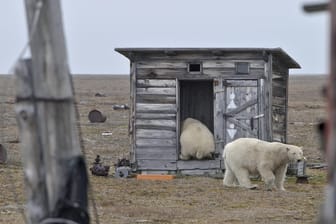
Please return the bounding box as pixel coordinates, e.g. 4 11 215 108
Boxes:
0 74 329 224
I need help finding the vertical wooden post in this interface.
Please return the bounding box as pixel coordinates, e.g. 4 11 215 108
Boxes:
325 0 336 222
303 1 336 222
15 59 49 223
15 1 88 223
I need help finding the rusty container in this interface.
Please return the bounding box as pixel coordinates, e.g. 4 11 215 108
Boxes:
88 109 107 123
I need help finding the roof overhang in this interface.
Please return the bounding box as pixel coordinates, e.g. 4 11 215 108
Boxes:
115 47 301 69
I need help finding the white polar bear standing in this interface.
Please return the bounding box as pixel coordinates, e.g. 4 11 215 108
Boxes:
223 138 304 191
179 118 215 160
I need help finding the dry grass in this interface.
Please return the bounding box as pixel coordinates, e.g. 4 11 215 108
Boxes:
0 74 329 224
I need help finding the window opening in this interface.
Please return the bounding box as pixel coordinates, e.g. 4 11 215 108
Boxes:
188 63 202 73
236 62 250 74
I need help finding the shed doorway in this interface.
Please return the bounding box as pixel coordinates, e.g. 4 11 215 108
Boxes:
179 80 214 159
179 80 214 131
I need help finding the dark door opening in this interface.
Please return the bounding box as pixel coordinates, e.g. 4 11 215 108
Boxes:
179 80 214 133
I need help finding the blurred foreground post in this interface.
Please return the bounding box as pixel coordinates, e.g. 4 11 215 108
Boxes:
322 0 336 222
14 1 89 223
303 1 336 222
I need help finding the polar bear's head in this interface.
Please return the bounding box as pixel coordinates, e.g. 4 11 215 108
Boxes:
286 146 305 163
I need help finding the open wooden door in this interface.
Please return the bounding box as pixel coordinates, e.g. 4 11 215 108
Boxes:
214 79 264 153
224 79 262 142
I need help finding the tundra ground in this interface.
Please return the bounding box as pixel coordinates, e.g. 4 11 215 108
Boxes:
0 74 328 224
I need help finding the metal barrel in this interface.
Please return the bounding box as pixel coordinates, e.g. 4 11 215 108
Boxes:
88 109 107 123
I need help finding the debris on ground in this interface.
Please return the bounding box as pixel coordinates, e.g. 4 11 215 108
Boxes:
112 104 129 110
307 163 328 169
89 155 110 176
114 158 132 178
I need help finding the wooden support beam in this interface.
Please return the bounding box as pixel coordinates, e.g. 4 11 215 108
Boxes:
15 59 49 223
327 0 336 222
318 0 336 223
303 2 329 13
15 1 88 223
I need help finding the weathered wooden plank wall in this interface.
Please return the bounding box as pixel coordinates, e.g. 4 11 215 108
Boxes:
134 76 178 171
272 57 289 142
132 56 268 173
136 59 265 79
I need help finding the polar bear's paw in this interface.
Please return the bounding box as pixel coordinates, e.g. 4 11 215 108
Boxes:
248 184 259 190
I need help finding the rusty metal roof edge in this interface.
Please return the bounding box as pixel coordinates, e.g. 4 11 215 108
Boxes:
115 47 301 69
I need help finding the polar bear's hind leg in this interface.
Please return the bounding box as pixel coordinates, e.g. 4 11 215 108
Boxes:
223 165 239 187
234 168 258 189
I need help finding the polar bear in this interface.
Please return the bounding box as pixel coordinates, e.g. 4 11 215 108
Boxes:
179 118 215 160
223 138 304 191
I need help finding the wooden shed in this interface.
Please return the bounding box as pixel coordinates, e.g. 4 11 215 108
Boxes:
115 48 300 175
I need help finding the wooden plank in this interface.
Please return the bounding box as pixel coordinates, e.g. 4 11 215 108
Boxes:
137 160 177 170
272 71 286 79
272 76 286 85
176 78 180 162
177 160 221 170
137 87 176 96
136 138 177 147
272 105 286 114
137 72 264 80
137 68 187 77
272 80 286 90
137 79 176 87
131 52 265 61
203 60 265 69
223 80 258 87
137 61 186 69
272 96 286 106
136 103 177 113
203 68 264 77
136 129 176 138
258 78 266 140
179 169 221 176
272 123 285 132
136 113 176 120
214 78 225 153
272 121 285 132
136 68 265 79
136 174 175 180
273 133 285 143
265 54 273 141
130 62 137 164
136 148 177 160
135 119 176 130
227 118 256 136
137 94 176 104
225 99 258 116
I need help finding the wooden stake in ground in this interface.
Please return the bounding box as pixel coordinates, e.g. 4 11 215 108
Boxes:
15 1 89 223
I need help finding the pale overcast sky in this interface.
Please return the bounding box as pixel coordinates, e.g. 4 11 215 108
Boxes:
0 0 329 75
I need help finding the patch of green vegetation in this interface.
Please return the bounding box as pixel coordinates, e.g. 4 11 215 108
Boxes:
285 168 327 186
308 173 327 185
